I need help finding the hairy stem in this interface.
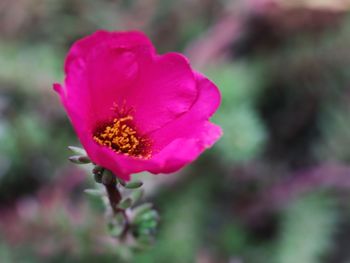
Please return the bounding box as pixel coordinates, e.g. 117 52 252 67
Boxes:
102 174 129 240
104 181 122 214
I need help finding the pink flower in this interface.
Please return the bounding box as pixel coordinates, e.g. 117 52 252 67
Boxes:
54 30 222 181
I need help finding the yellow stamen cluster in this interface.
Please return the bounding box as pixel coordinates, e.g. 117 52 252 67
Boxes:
93 116 151 158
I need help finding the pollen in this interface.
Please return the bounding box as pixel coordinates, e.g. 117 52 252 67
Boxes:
93 115 151 159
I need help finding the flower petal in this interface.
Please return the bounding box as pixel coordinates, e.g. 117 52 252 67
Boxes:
65 30 155 75
128 52 198 133
61 31 198 136
148 71 221 150
148 122 222 174
61 30 155 128
81 122 222 180
81 51 197 132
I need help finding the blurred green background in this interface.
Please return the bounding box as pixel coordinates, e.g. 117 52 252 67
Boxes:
2 0 350 262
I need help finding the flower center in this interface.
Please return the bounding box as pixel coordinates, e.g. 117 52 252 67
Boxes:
93 115 151 159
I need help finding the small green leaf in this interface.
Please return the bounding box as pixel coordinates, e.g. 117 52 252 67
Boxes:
68 146 87 156
134 210 159 224
117 178 126 186
119 198 133 209
114 213 126 225
108 221 124 237
133 203 153 219
84 189 104 197
110 226 123 237
69 155 91 164
130 189 143 204
138 228 153 236
124 181 143 189
139 218 158 230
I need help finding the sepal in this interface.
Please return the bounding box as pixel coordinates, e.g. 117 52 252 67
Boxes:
68 155 91 164
68 146 87 156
